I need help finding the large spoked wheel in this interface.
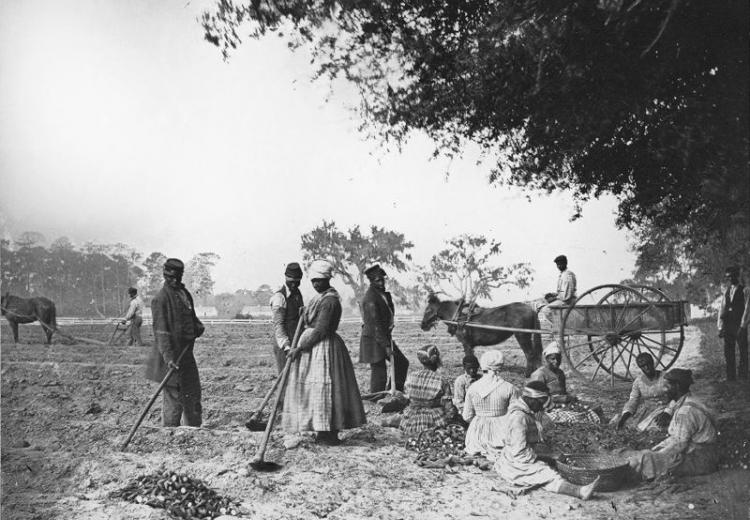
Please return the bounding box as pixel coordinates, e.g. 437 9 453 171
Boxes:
559 284 684 386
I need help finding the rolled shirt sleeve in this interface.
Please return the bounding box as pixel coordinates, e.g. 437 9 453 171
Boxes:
124 299 138 321
623 378 643 415
270 291 291 350
557 271 577 304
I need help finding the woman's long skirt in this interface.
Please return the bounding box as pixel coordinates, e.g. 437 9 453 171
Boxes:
281 333 366 432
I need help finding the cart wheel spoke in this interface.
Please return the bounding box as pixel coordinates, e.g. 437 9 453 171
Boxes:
623 337 635 380
573 342 611 370
639 333 680 353
565 337 610 351
635 337 664 367
618 303 659 333
590 356 605 382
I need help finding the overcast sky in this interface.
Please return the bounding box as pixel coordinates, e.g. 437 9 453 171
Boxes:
0 0 636 303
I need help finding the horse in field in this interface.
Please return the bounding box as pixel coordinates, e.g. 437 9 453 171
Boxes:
1 293 57 344
420 294 543 377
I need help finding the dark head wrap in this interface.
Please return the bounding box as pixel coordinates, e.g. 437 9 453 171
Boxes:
462 354 480 368
284 262 303 280
417 344 441 367
663 368 693 388
635 352 654 365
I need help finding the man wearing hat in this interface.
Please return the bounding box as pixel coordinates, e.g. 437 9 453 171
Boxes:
269 262 304 373
359 264 409 394
717 266 749 381
626 368 718 480
145 258 206 427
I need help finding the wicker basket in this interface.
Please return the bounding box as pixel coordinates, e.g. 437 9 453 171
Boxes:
556 453 631 491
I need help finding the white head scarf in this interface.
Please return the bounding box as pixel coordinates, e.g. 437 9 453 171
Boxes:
308 260 334 280
543 341 561 357
480 350 505 371
472 350 508 398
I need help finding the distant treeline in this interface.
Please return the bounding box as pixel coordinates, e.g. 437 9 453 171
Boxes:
0 232 268 317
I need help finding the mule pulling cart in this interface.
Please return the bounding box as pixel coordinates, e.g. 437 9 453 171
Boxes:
440 284 690 387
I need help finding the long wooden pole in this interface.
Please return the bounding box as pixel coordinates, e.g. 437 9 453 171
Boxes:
251 306 305 465
246 310 305 425
120 343 192 451
440 319 545 335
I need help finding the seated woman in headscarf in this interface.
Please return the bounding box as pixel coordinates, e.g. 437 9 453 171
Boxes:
624 369 718 481
463 350 520 457
529 341 601 424
281 259 367 445
610 352 673 431
400 345 455 435
494 381 600 500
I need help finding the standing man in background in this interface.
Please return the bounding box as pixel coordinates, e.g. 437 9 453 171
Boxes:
359 264 409 395
146 258 205 427
718 266 749 381
121 287 144 346
269 262 304 373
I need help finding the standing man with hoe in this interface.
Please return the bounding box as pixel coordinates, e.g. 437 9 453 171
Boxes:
145 258 206 427
120 287 144 346
269 262 304 373
359 264 409 397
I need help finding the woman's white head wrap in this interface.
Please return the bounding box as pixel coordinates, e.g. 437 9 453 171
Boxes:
308 260 334 280
480 350 505 371
543 341 562 357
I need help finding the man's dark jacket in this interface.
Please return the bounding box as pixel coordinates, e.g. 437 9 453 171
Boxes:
359 285 394 364
146 283 205 389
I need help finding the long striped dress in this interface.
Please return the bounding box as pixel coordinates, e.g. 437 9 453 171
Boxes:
280 287 366 433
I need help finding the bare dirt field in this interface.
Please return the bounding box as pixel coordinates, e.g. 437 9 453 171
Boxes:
2 318 748 520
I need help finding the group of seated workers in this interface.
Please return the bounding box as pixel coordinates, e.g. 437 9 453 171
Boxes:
393 341 718 498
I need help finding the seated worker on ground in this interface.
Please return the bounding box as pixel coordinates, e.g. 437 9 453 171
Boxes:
494 381 600 500
611 352 673 431
624 369 718 481
529 341 601 424
453 354 481 412
399 344 457 435
463 350 520 457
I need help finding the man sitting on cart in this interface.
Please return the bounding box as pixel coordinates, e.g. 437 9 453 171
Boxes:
529 342 601 424
538 254 577 337
545 255 577 307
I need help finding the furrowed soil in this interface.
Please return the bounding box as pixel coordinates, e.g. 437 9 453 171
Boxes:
2 318 748 520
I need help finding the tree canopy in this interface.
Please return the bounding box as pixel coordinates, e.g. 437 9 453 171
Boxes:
203 0 749 295
300 220 413 307
423 234 533 302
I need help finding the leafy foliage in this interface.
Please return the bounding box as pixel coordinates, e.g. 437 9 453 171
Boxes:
423 234 533 302
184 252 222 300
1 236 220 316
300 220 413 307
202 0 749 297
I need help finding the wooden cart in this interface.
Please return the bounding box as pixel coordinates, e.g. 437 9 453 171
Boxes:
442 284 689 386
548 284 689 386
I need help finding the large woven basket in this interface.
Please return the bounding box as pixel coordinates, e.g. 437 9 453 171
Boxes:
556 454 631 491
